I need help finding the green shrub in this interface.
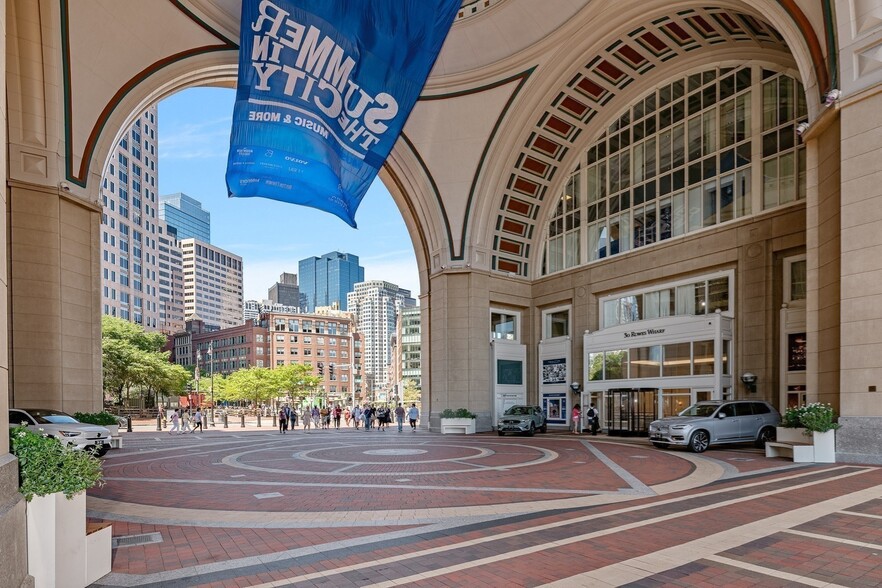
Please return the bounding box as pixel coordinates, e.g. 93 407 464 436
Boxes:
440 408 476 419
73 412 120 426
782 403 841 436
10 426 104 501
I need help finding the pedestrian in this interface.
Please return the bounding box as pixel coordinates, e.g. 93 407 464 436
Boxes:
571 403 581 434
353 405 362 429
283 404 293 430
333 405 342 429
181 409 193 434
312 406 321 429
192 408 203 433
408 403 419 431
168 409 180 434
363 405 372 430
587 403 599 435
321 406 331 429
395 403 406 432
278 406 288 434
344 407 352 427
302 408 312 430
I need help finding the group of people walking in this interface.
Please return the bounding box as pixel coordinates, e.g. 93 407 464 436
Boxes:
277 403 421 433
166 407 204 434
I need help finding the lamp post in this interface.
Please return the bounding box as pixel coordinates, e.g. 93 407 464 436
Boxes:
195 347 201 411
209 341 215 426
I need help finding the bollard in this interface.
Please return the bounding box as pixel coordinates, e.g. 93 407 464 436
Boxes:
156 415 162 432
223 413 228 428
126 416 132 433
272 414 277 428
257 414 262 428
240 412 245 428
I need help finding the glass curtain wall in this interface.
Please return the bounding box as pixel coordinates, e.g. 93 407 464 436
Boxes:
542 65 807 275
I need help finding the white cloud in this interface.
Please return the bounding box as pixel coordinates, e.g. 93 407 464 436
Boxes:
159 118 231 161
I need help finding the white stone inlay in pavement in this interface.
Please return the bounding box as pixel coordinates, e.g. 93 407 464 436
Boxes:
254 492 283 499
364 449 427 456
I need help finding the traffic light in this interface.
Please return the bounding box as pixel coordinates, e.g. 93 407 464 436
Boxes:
317 362 324 376
329 364 335 378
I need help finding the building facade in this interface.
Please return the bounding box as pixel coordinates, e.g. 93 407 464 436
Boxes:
298 251 364 312
264 311 361 406
100 106 162 329
6 5 882 581
268 272 302 307
181 239 243 330
243 299 300 322
171 318 268 375
399 306 422 396
159 192 211 243
347 281 416 399
157 222 185 334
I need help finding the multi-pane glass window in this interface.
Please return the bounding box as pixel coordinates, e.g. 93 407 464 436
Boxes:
601 274 730 328
588 340 723 380
542 66 807 275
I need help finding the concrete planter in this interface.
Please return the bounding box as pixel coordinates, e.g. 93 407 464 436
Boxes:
103 424 119 437
26 491 111 588
440 418 476 434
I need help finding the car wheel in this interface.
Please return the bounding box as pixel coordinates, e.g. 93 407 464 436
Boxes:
652 442 669 449
755 426 776 448
688 430 710 453
497 431 505 436
93 445 109 457
527 423 536 437
540 423 547 434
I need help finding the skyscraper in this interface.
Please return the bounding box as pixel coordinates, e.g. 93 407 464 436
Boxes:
268 272 301 308
157 222 185 334
347 281 416 399
298 252 364 312
100 106 162 329
180 239 243 330
159 192 211 243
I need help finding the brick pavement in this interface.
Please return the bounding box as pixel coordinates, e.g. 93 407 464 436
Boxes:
87 429 882 587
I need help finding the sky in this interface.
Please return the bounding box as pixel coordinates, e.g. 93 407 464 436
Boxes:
157 87 419 302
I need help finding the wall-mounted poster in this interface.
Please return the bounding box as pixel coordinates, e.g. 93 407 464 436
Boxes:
788 333 806 371
542 392 568 424
497 359 523 385
542 358 567 384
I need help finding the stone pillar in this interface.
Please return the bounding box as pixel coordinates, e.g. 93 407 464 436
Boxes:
835 89 882 463
427 269 493 430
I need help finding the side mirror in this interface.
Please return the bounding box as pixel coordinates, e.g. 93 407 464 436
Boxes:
717 412 727 419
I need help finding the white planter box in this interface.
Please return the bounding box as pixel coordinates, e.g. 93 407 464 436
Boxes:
441 418 476 434
770 427 836 463
27 492 88 588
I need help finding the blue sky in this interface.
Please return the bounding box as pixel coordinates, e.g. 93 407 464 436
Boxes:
157 87 419 302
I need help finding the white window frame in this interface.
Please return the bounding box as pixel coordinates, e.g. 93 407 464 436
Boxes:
783 254 807 304
541 304 572 341
490 308 521 343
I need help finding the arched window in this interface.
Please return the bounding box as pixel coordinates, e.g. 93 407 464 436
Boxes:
542 65 807 275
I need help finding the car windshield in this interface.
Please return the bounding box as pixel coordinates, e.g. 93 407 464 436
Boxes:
504 406 530 416
678 403 719 418
25 409 79 425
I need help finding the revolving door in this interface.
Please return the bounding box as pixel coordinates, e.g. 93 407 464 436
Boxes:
605 388 657 436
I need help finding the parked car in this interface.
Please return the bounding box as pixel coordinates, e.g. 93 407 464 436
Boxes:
648 400 780 453
8 408 112 456
497 405 547 436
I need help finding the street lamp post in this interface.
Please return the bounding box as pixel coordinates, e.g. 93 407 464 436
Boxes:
209 342 215 426
195 347 201 411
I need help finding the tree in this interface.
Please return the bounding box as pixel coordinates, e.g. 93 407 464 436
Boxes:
227 367 277 406
273 364 321 404
403 379 421 405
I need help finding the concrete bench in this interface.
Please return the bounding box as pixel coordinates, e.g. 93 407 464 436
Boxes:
765 441 814 462
109 437 123 449
441 424 469 434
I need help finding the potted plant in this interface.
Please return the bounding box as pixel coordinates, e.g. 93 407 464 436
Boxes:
11 426 107 587
74 411 122 436
778 403 840 463
440 408 477 434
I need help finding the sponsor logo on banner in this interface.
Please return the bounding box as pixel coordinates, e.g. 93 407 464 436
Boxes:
226 0 460 227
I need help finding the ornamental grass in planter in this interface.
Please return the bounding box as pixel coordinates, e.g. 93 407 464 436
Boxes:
439 408 477 419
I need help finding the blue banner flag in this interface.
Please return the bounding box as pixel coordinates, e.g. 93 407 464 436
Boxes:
226 0 460 227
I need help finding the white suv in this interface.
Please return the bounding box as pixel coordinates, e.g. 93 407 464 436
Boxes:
9 408 112 456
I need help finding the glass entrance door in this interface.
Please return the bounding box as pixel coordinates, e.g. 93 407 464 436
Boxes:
605 388 657 436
